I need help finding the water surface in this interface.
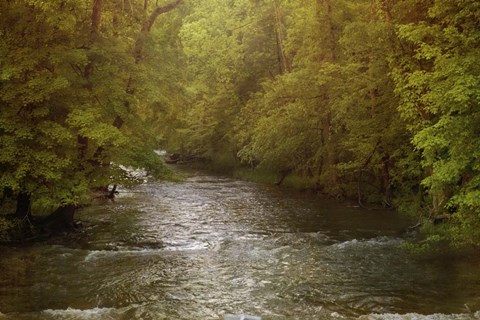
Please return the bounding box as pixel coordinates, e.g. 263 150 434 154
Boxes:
1 170 479 319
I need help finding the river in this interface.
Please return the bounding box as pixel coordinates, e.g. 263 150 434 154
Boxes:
1 170 479 319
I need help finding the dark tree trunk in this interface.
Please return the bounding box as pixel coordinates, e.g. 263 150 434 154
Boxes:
357 141 380 208
15 192 31 219
43 205 77 231
143 0 183 32
382 153 392 207
91 0 103 38
273 0 290 74
83 0 103 82
276 168 292 186
108 185 117 199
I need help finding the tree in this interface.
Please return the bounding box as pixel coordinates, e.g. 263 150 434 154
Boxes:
167 0 276 165
0 0 183 236
393 0 480 246
236 0 346 190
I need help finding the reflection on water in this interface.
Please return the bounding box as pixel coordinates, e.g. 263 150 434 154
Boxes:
1 170 480 320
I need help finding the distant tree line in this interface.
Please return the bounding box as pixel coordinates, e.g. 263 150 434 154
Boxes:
1 0 479 247
160 0 480 248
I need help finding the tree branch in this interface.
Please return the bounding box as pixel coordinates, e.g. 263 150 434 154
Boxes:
142 0 183 32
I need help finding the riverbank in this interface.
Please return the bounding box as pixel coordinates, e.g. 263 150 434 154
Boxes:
176 159 322 192
171 158 388 206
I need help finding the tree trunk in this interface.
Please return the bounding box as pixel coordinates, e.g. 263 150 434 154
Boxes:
91 0 103 38
15 191 31 219
321 111 337 186
77 0 104 165
134 0 184 62
316 0 337 187
382 153 392 207
43 205 77 231
272 0 290 74
108 185 117 199
89 0 184 179
143 0 183 33
83 0 103 81
317 0 337 61
276 168 292 186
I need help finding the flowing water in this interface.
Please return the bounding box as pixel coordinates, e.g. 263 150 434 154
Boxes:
1 170 480 320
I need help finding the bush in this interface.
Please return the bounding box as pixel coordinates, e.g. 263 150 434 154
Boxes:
0 217 14 241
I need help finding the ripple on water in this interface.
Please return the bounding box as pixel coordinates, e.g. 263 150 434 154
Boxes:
3 171 480 319
42 307 118 319
0 307 121 320
83 248 163 262
162 239 211 251
358 311 480 320
330 236 404 250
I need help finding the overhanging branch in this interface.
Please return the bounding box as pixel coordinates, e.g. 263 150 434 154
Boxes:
142 0 184 32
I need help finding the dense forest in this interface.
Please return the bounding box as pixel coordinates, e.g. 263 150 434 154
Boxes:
1 0 479 248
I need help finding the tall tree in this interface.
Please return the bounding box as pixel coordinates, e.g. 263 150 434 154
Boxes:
393 0 480 245
0 0 183 232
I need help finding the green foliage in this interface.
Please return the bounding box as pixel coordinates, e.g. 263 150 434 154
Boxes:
0 217 30 242
0 217 14 241
2 0 479 247
156 0 480 248
393 0 480 246
167 0 280 161
0 0 183 215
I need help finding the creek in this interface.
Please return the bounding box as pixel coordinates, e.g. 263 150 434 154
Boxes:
1 169 479 319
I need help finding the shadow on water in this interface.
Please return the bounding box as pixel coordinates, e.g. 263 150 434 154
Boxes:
1 170 480 319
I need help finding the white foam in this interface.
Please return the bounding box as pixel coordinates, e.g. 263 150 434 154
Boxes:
83 248 158 262
83 240 211 261
359 311 480 320
331 311 346 318
42 307 116 319
163 239 209 251
333 236 403 249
